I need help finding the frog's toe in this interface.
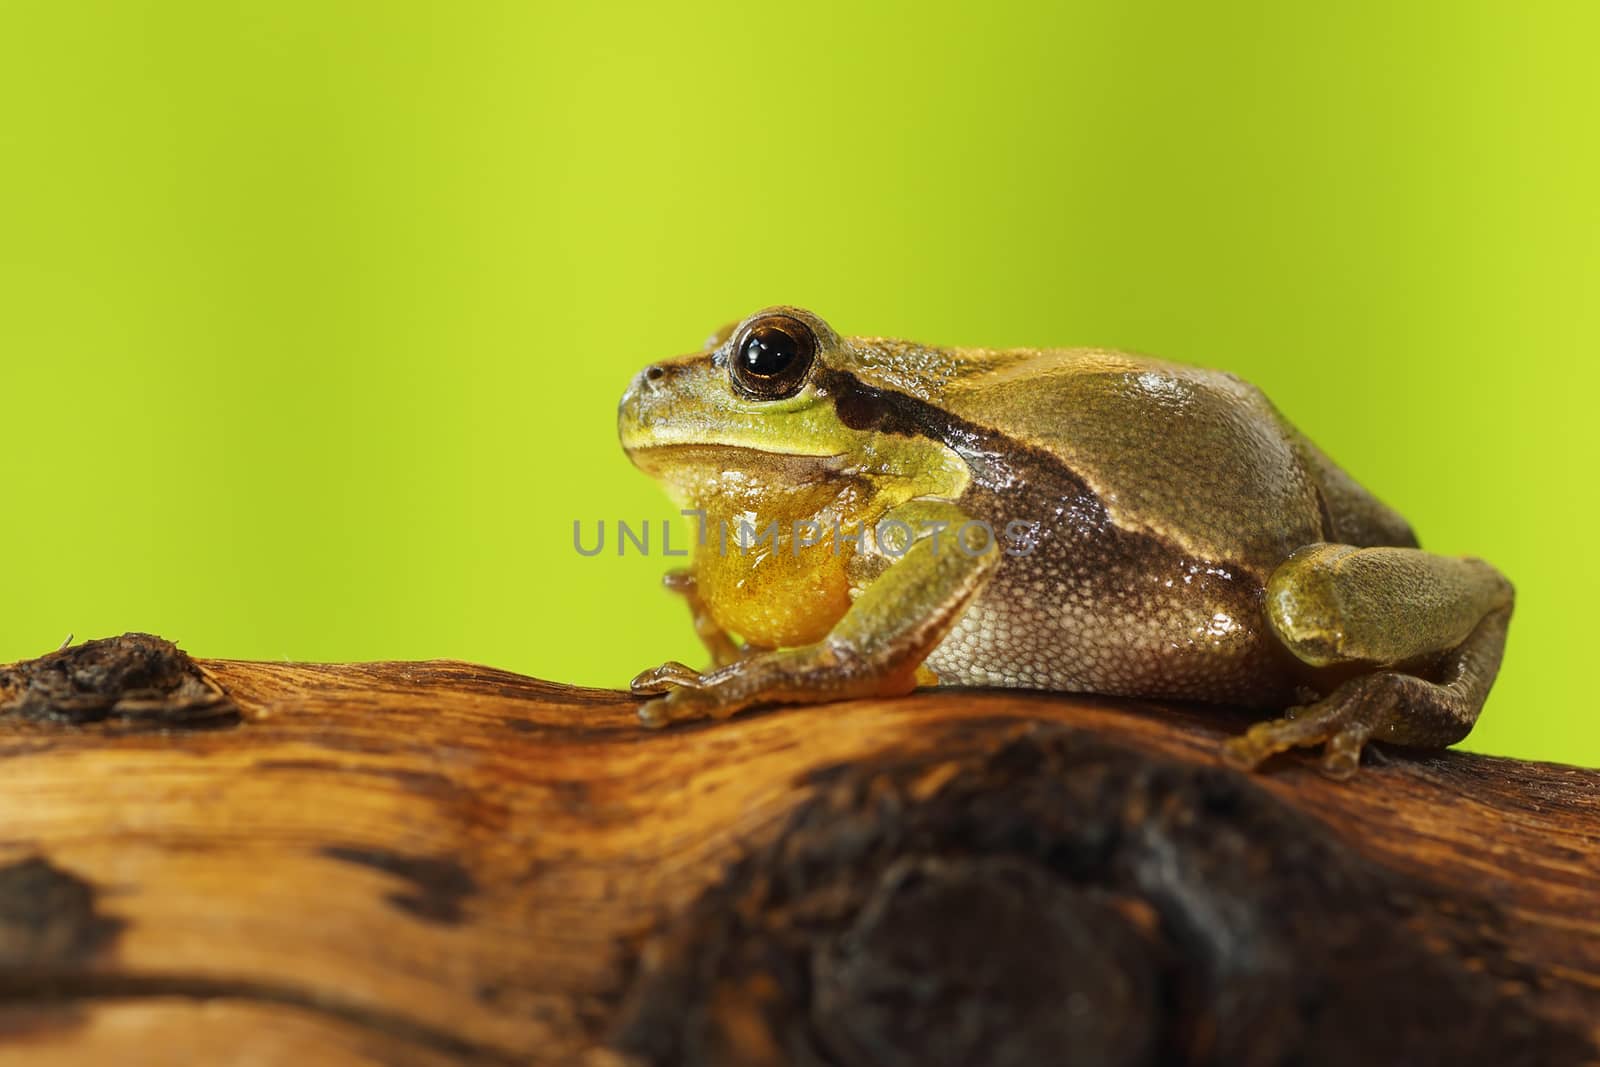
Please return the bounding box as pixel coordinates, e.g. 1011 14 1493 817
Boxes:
629 661 705 696
1318 722 1376 780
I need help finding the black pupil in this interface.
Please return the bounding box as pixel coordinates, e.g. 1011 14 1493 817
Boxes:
739 326 798 378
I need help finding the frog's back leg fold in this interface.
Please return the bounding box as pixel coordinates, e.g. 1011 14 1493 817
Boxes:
1225 543 1514 777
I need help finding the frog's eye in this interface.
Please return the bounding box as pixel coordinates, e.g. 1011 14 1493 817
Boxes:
730 314 817 400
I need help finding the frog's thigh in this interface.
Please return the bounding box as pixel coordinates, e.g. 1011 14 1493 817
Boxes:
636 502 997 727
1227 543 1514 777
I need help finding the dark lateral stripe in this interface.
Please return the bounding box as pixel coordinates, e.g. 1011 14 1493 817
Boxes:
814 367 1272 600
816 367 1110 518
820 366 976 441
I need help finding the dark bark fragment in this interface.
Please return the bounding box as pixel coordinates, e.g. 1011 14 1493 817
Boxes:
611 724 1594 1067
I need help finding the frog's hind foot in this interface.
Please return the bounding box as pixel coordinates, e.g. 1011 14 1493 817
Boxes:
1223 600 1511 779
1222 676 1400 780
1231 543 1514 779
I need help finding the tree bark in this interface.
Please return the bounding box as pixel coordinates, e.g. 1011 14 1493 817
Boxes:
1 634 1596 1066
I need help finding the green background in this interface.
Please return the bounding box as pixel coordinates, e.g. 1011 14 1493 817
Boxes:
2 3 1595 764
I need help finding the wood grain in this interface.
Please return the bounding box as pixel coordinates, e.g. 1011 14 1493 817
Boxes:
1 635 1596 1066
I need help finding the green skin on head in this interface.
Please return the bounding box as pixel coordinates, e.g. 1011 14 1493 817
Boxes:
619 306 1513 779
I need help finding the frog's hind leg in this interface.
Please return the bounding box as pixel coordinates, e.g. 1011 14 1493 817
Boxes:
1224 543 1514 778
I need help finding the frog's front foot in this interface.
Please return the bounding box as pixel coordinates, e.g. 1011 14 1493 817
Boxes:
630 661 729 727
628 661 733 728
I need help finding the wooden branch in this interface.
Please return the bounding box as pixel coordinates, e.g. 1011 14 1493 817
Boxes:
1 634 1597 1066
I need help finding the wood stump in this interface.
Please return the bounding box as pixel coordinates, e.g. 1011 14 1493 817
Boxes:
1 634 1597 1066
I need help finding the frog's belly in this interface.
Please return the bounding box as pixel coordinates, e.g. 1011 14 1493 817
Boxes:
923 553 1296 708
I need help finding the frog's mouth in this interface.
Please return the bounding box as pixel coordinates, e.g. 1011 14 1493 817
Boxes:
625 442 850 481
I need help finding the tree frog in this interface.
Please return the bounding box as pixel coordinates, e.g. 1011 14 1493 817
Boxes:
618 307 1513 777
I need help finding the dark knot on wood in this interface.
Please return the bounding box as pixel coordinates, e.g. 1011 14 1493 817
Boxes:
0 633 238 729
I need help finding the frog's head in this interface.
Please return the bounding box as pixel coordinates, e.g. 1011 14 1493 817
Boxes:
620 307 905 499
620 305 975 515
619 304 841 462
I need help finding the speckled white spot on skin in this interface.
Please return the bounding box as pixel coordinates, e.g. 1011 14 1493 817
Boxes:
1135 370 1190 403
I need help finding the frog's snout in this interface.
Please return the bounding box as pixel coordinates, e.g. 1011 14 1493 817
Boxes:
619 364 674 449
620 363 670 412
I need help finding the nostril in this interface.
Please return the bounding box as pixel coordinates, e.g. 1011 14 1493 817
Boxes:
645 365 665 382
